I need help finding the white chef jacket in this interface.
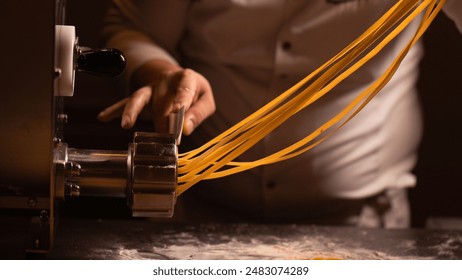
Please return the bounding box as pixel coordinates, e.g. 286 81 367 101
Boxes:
103 0 462 220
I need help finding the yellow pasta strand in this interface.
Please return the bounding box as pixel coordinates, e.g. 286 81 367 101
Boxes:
176 0 445 196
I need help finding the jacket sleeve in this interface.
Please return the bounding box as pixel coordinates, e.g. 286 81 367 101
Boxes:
443 0 462 33
102 0 190 89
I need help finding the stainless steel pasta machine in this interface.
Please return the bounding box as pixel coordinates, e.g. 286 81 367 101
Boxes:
0 0 178 255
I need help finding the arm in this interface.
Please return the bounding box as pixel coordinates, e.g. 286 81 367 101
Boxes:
97 0 215 135
443 0 462 33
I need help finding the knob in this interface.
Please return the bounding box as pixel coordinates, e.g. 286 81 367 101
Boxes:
76 47 126 77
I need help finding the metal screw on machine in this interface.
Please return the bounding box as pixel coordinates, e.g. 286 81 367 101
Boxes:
27 197 38 208
40 210 49 223
65 161 81 177
65 183 81 198
57 113 68 124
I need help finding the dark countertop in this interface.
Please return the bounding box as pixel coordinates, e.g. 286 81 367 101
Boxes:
43 218 462 260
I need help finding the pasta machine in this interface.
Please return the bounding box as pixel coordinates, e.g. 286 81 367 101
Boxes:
0 0 179 255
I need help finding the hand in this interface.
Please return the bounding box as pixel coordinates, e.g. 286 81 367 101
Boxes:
97 63 215 136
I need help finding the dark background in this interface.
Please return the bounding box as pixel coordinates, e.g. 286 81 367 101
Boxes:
64 0 462 227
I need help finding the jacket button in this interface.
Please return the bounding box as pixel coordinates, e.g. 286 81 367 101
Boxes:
282 41 292 51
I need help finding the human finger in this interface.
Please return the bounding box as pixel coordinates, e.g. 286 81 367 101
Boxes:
171 69 200 113
151 74 173 133
97 97 129 122
121 85 152 129
183 90 215 135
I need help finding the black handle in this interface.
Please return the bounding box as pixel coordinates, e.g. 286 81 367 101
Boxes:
76 48 126 77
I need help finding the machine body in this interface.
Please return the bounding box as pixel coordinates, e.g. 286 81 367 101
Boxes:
0 0 178 255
